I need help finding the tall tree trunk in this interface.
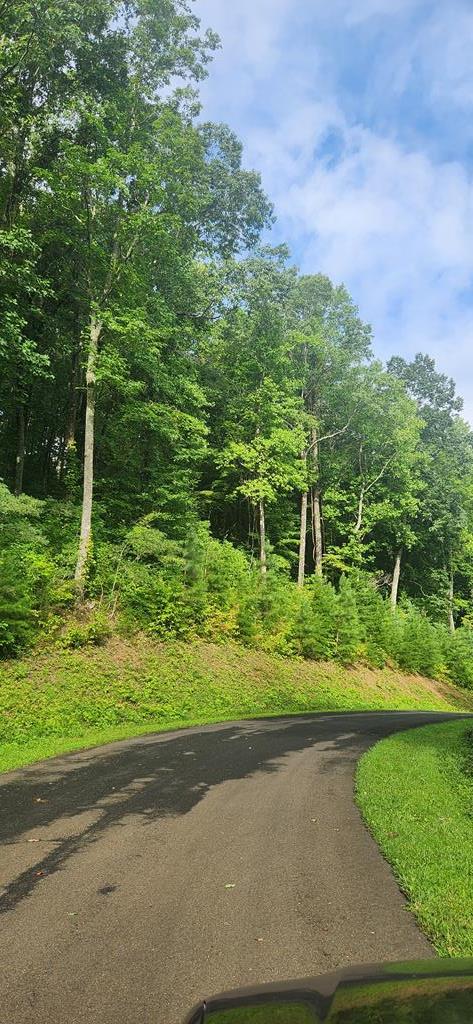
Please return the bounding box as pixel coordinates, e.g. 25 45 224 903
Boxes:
259 499 267 576
354 486 365 534
448 570 455 634
298 489 308 587
390 547 403 611
14 404 26 496
309 428 323 576
311 487 323 577
74 315 101 591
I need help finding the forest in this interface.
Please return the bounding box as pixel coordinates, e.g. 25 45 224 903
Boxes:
2 0 473 687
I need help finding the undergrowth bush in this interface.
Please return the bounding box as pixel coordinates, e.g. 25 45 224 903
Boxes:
1 497 473 688
444 627 473 689
0 549 37 656
59 612 112 650
395 600 445 678
87 521 472 683
0 485 71 655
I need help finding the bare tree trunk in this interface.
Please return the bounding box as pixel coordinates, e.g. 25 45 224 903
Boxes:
309 428 323 576
354 486 365 534
311 487 323 577
448 570 455 634
390 547 403 611
259 499 267 576
298 489 308 587
74 315 102 591
14 404 26 496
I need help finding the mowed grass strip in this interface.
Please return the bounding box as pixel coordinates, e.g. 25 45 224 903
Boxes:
357 720 473 956
0 637 467 774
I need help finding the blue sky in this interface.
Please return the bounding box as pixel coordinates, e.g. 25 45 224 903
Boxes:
194 0 473 421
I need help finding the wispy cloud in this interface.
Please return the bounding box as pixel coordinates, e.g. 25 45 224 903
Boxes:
195 0 473 419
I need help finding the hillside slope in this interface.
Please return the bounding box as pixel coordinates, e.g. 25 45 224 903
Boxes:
1 638 471 773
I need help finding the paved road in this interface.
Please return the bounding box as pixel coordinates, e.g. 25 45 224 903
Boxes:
0 711 466 1023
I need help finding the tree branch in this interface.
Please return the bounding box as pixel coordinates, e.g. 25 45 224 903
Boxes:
306 413 355 453
364 453 395 495
101 194 150 303
354 450 395 534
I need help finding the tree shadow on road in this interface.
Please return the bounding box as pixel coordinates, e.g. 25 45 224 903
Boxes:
0 711 461 915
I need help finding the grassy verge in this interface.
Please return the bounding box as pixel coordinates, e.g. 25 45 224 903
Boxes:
0 637 470 775
357 720 473 956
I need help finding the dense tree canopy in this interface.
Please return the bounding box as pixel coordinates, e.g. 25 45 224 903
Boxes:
2 0 473 684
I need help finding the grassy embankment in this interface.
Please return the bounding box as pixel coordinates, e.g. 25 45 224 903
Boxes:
357 719 473 957
1 636 470 774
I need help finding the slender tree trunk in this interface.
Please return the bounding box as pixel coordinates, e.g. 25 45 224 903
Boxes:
298 489 308 587
354 486 365 534
14 404 26 496
311 487 323 577
309 428 323 576
74 315 102 591
390 547 403 611
259 499 267 576
448 570 455 634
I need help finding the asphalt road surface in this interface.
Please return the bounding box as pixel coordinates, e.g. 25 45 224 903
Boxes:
0 711 466 1024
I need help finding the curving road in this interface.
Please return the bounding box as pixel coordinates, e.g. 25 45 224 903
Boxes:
0 711 466 1023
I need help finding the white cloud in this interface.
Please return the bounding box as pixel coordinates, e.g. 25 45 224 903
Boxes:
332 0 417 24
197 0 293 71
246 108 473 410
333 0 473 114
194 0 473 420
421 5 473 109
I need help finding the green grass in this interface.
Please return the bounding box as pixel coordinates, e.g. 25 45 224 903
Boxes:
199 1005 315 1023
0 636 470 774
357 720 473 957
